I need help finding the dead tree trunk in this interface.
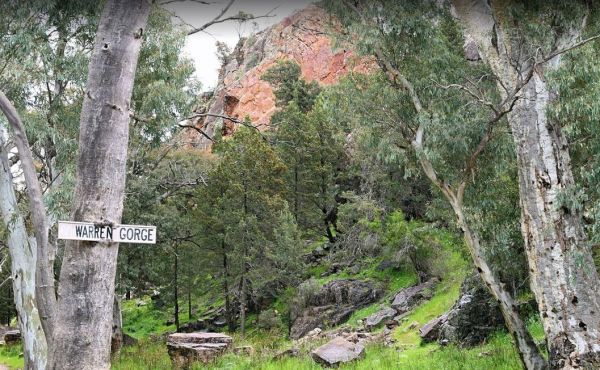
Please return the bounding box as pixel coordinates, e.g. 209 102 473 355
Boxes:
452 1 600 367
50 1 150 369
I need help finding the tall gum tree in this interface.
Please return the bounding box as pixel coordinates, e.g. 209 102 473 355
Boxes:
452 1 600 368
49 0 150 368
330 1 546 368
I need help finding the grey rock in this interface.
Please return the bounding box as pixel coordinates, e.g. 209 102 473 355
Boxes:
365 307 397 330
311 337 365 367
167 332 233 368
376 260 397 271
464 35 481 61
3 330 20 345
291 279 382 339
273 347 300 360
438 273 505 347
419 313 449 342
168 332 232 345
390 279 437 313
123 333 138 347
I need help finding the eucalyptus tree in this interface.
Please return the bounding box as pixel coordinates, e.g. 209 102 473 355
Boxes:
548 19 600 261
0 121 47 368
0 2 100 366
0 0 271 368
452 1 600 367
326 1 545 368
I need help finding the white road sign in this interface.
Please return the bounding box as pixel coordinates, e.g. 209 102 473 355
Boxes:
58 221 157 244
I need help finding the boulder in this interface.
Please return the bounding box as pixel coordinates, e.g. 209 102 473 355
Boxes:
291 279 382 339
464 35 481 61
168 332 232 345
420 313 449 342
311 337 365 367
364 307 397 330
3 329 20 345
151 290 165 309
376 260 397 271
438 273 505 347
167 332 233 368
390 279 437 314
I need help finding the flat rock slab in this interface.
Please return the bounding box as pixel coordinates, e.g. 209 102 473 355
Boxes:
390 279 437 313
167 332 232 367
3 330 20 345
167 332 232 345
311 336 365 367
365 307 397 330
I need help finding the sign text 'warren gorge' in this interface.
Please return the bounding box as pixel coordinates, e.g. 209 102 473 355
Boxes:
58 221 156 244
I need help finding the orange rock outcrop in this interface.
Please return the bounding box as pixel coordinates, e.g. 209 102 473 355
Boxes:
186 4 375 149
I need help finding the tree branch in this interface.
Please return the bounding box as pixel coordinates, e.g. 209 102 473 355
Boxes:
187 0 234 35
178 122 215 143
541 33 600 64
186 0 277 36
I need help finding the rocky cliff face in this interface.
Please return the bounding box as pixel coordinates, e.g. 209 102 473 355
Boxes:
185 4 374 149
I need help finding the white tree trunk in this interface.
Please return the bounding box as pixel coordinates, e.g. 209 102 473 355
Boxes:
510 74 600 369
0 129 48 369
453 1 600 367
50 1 150 369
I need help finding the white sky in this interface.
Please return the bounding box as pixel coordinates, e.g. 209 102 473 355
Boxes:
165 0 315 91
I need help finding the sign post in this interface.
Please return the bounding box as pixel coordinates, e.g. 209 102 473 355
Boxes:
58 221 157 244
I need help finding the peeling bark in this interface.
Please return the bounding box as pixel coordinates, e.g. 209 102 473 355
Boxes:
50 1 150 369
452 1 600 368
0 129 48 369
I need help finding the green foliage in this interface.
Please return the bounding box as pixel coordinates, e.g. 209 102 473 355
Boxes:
383 211 440 279
548 8 600 254
263 61 345 240
121 298 175 339
0 343 24 369
262 60 320 112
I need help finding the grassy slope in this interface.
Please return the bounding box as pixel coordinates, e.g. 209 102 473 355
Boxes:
111 224 544 370
0 225 543 370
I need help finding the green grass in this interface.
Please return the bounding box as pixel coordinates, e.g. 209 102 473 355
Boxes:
113 333 525 370
122 298 175 339
114 219 537 370
393 245 469 346
0 344 24 369
113 341 172 370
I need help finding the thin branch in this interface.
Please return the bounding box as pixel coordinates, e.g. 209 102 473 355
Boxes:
541 33 600 64
0 276 11 290
187 112 262 131
186 0 277 36
187 0 235 35
178 122 215 142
